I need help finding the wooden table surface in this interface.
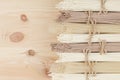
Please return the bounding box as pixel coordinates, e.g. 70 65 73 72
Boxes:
0 0 61 80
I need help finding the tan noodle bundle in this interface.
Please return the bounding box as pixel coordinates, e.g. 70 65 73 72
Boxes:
57 11 120 24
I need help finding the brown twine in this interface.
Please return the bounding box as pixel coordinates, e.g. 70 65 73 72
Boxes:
99 0 108 14
99 40 107 55
88 61 97 76
85 61 97 80
83 48 96 80
83 48 90 80
86 11 97 45
83 48 91 65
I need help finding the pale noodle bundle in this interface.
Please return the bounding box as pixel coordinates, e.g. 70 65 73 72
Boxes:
57 34 120 43
50 23 120 34
51 0 120 80
51 74 120 80
57 0 120 11
56 53 120 62
50 62 120 73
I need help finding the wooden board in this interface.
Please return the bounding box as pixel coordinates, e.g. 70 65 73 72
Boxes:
0 0 61 80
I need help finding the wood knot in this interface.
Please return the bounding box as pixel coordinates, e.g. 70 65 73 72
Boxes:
27 49 36 56
21 14 28 22
9 32 24 43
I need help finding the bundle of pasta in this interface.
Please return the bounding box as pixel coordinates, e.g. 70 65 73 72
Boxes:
50 0 120 80
56 0 120 11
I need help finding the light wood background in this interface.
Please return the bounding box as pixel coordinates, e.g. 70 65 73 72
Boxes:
0 0 61 80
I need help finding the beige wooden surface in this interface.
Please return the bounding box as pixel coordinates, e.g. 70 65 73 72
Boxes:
0 0 61 80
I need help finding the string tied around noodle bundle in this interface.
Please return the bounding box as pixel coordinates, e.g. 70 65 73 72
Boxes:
99 0 108 14
83 48 97 80
99 40 107 55
86 11 97 45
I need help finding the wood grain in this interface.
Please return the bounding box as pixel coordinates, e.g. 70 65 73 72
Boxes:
0 0 61 80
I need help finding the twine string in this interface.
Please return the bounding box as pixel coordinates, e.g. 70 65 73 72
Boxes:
83 48 91 65
86 11 97 45
99 40 107 55
83 48 96 80
99 0 108 14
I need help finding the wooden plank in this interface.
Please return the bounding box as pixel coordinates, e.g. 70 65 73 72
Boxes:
0 0 61 80
0 64 42 80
